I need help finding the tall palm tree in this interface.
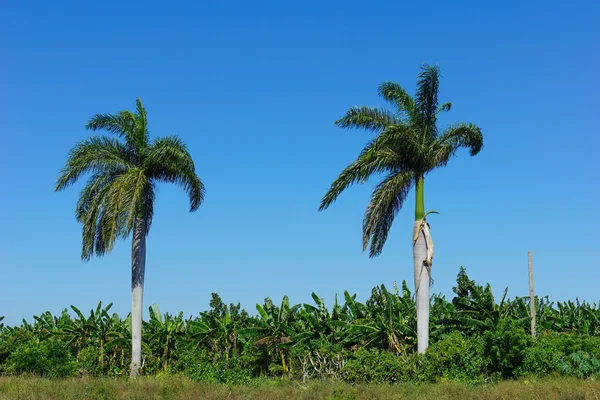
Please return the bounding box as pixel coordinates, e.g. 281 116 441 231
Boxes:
319 64 483 352
55 99 204 376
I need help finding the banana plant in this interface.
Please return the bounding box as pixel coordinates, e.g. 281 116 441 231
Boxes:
548 300 600 335
196 295 248 361
32 309 70 339
505 295 554 335
88 302 122 369
429 293 456 341
186 317 213 351
61 305 93 355
19 318 33 333
452 284 518 334
144 304 186 371
447 268 522 334
105 312 148 374
340 291 369 322
204 307 237 360
346 283 416 354
295 293 344 347
241 296 299 373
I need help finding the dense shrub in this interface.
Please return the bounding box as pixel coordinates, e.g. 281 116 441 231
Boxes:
0 328 34 369
173 348 254 384
520 334 600 378
541 333 600 356
342 348 406 383
420 332 486 382
343 334 488 384
4 338 75 377
560 351 600 378
76 346 104 376
520 338 563 375
481 320 532 379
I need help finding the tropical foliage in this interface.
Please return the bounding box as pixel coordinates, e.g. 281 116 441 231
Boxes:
320 64 483 255
2 268 600 383
319 64 484 353
54 98 204 376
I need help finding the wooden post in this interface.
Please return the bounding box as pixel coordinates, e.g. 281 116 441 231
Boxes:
528 251 536 338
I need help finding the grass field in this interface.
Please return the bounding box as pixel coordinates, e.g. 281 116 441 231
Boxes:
0 376 598 400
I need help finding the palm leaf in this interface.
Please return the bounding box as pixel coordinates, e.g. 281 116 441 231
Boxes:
55 136 131 191
362 171 414 257
431 122 483 169
146 136 204 211
377 81 415 118
414 64 441 137
334 106 399 133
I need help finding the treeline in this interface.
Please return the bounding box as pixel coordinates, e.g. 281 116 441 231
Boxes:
1 268 600 383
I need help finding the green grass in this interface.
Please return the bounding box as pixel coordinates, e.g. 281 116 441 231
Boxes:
0 376 599 400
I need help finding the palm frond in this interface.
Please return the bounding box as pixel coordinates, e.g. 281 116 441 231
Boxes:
75 170 122 260
435 102 452 116
415 64 441 136
430 122 483 168
146 136 204 211
320 123 423 211
135 99 147 133
133 99 149 149
55 137 132 191
123 168 149 232
378 124 426 171
86 100 149 150
75 170 121 222
77 168 149 258
362 171 414 257
334 106 399 133
85 113 134 137
143 181 155 234
319 141 395 211
100 169 148 248
377 81 415 117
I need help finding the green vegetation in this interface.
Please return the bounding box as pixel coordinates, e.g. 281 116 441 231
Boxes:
319 64 483 353
27 67 593 395
2 268 600 386
55 99 205 376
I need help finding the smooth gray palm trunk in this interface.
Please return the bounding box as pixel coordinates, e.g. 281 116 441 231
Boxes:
130 217 146 377
413 220 430 353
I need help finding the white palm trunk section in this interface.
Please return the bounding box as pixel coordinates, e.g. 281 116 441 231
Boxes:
413 220 431 353
130 217 146 377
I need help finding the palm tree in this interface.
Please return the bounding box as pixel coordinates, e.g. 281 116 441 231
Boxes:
319 64 483 352
55 99 204 376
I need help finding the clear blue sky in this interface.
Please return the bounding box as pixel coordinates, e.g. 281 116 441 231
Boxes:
1 1 598 325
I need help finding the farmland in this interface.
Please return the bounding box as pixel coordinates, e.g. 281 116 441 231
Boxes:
2 269 600 388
